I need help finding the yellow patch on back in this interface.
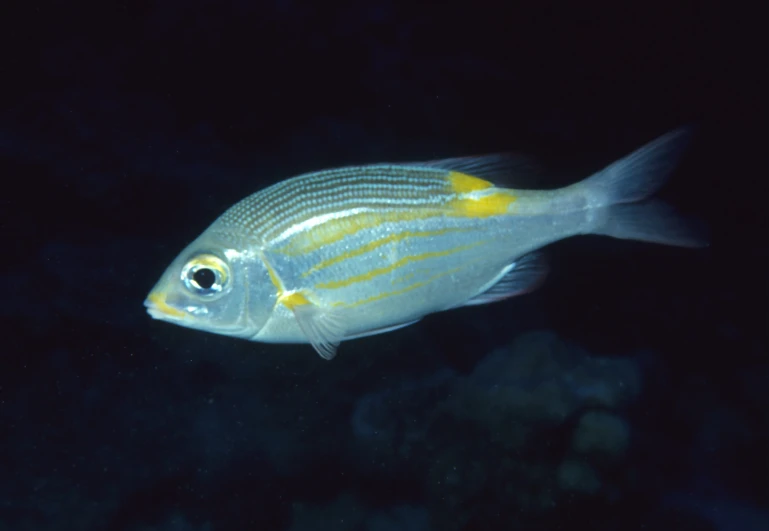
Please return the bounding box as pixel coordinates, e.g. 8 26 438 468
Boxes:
447 171 494 193
449 190 517 217
273 181 517 256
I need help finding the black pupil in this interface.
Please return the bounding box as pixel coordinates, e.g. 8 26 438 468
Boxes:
193 268 216 290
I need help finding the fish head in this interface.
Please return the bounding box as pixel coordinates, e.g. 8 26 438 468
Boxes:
144 229 272 340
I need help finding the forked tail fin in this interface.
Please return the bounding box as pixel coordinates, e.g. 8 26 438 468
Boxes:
579 127 709 248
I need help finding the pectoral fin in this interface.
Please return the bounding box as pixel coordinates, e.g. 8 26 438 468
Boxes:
290 302 346 360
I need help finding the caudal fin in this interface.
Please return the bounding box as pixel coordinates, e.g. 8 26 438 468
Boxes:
580 127 709 248
594 200 709 248
581 126 694 205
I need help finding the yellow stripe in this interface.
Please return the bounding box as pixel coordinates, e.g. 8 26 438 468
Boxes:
275 193 516 256
391 270 419 285
261 252 312 310
315 242 482 290
146 290 186 319
333 265 464 308
275 211 439 255
301 228 468 277
263 255 283 293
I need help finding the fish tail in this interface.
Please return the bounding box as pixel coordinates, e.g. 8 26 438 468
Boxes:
579 127 709 248
593 199 709 248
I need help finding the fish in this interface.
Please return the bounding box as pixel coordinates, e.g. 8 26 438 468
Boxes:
144 127 707 360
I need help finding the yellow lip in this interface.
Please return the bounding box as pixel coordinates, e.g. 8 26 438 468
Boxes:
144 290 186 319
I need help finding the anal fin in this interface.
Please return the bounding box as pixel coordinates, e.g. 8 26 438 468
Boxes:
343 318 422 341
462 252 549 307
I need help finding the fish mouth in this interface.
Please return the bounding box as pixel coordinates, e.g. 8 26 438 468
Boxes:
144 291 187 321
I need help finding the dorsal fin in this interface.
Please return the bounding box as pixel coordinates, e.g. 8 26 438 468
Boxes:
405 153 542 185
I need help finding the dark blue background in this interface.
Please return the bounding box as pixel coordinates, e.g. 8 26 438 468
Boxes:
2 1 767 530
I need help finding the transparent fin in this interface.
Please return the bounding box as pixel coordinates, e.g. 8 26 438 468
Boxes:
577 126 709 248
344 319 421 340
406 153 541 184
291 304 346 360
581 126 694 206
594 199 710 248
462 252 549 307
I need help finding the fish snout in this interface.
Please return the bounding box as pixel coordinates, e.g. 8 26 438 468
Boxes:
144 290 187 320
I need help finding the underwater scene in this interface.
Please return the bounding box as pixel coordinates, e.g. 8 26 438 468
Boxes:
2 1 767 530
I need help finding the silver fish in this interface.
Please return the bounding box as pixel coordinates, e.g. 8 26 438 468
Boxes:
144 128 706 359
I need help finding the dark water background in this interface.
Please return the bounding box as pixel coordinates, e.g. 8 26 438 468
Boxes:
2 1 767 530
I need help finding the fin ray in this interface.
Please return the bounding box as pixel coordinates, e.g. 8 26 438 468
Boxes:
291 303 346 360
406 153 541 184
578 126 709 248
580 126 694 206
343 319 421 340
462 252 549 307
594 200 709 248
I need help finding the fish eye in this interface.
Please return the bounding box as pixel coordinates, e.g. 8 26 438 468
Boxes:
193 268 216 289
181 254 230 296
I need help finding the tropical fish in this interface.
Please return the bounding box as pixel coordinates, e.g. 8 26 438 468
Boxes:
144 128 706 359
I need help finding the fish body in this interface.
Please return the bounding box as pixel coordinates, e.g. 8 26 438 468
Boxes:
145 128 706 359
